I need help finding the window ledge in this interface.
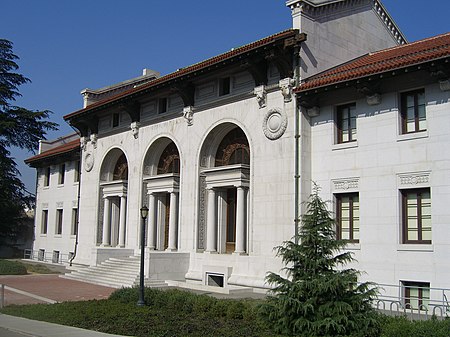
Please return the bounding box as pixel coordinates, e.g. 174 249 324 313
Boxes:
332 141 358 151
70 235 76 239
397 244 433 252
345 243 361 250
40 234 47 237
57 184 64 188
397 131 428 142
54 234 62 238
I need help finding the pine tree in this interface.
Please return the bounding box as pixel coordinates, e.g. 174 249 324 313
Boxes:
0 39 57 248
262 185 379 337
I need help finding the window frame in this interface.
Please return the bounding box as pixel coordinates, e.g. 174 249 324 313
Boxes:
335 192 360 243
71 208 78 236
55 209 63 235
401 188 431 244
336 103 357 144
219 77 231 96
58 163 65 185
112 112 120 128
41 210 48 234
44 167 51 187
74 160 80 183
400 89 426 134
158 97 168 114
402 281 430 310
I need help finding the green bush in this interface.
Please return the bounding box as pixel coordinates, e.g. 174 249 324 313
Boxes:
380 316 450 337
0 260 27 275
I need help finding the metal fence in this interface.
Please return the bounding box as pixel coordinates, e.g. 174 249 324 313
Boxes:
373 283 449 319
23 249 72 264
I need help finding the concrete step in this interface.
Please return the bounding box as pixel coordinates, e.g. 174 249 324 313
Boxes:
63 256 141 288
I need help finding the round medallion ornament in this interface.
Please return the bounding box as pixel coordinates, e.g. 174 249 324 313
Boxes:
262 108 288 140
84 152 94 172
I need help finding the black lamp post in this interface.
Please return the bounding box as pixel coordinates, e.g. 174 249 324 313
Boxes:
137 205 148 306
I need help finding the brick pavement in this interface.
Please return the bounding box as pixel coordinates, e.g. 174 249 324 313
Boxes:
0 274 116 305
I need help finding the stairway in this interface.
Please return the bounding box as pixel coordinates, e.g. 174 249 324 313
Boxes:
61 255 167 289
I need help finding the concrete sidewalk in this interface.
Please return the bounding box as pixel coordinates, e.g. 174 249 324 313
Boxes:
0 314 132 337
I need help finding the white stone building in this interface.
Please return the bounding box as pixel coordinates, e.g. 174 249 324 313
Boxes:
25 0 450 308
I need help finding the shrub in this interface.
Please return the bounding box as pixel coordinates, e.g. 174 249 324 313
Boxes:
0 260 27 275
380 316 450 337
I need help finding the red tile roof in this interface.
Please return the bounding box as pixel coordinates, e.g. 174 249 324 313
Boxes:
25 138 80 165
296 32 450 93
65 29 299 120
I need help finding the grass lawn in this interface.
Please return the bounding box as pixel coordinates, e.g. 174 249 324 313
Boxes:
1 287 449 337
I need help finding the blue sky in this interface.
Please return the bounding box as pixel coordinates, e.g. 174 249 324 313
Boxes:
1 0 449 193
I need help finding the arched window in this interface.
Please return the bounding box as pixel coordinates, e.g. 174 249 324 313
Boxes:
113 154 128 180
215 128 250 167
157 142 180 174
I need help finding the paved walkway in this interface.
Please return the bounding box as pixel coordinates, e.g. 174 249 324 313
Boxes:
0 274 131 336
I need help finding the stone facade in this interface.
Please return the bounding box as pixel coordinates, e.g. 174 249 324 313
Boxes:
29 0 448 295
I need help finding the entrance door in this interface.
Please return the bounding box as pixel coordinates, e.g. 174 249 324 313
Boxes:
226 188 237 253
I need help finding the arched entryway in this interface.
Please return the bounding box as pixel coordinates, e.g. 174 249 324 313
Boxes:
99 149 129 247
143 138 181 251
198 123 250 254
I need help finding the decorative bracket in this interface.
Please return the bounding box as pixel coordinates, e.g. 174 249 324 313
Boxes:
130 121 140 139
182 106 195 126
90 133 98 149
241 57 268 86
80 136 88 151
253 85 267 109
279 78 295 103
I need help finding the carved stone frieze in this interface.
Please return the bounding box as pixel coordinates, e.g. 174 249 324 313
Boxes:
42 203 48 209
262 108 288 140
90 133 98 149
56 201 64 208
332 178 359 192
398 172 431 187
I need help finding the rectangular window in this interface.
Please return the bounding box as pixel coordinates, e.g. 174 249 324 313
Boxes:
52 250 60 263
74 160 80 183
401 89 426 134
158 98 167 114
219 77 231 96
56 209 63 235
402 188 431 244
44 167 51 187
112 112 120 127
58 163 65 185
71 208 78 236
337 103 357 143
38 249 45 261
403 281 430 310
336 193 360 243
41 210 48 234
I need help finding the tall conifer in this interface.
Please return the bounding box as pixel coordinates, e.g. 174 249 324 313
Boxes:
263 185 379 336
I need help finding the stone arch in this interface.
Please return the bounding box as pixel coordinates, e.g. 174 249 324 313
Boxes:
197 123 250 255
142 137 181 252
98 148 129 248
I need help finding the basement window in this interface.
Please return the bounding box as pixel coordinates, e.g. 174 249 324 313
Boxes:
207 273 224 287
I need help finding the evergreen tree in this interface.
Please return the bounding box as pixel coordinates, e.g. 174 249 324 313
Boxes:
263 185 379 337
0 39 57 247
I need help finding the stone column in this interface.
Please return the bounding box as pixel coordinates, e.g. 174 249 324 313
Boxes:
205 188 217 253
118 195 127 247
147 193 156 249
166 192 178 251
234 186 246 254
102 197 111 246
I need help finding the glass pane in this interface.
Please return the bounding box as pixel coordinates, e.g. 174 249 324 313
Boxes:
417 92 425 105
408 229 418 241
406 94 414 107
422 228 432 241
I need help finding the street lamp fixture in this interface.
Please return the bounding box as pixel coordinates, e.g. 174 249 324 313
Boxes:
137 205 149 306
